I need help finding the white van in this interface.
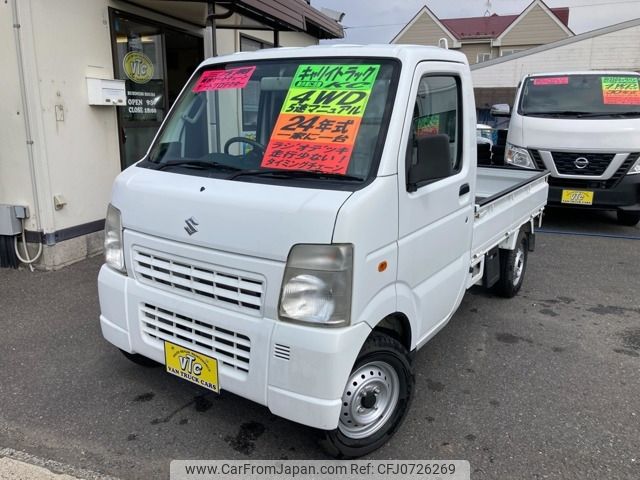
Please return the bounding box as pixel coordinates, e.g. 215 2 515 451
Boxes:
498 71 640 225
99 45 548 457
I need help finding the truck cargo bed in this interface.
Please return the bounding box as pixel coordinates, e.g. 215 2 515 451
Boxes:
472 166 549 257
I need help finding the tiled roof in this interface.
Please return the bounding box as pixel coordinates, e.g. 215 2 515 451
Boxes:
441 8 569 40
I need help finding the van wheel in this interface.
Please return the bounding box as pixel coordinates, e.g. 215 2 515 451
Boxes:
320 333 414 459
120 349 161 367
617 210 640 226
493 231 528 298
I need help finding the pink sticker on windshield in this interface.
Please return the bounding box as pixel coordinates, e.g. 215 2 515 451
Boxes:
192 66 256 92
533 77 569 86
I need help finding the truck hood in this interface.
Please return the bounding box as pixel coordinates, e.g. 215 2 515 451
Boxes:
111 167 352 262
520 116 640 151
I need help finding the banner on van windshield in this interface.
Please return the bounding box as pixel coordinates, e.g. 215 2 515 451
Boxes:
261 64 380 174
601 76 640 105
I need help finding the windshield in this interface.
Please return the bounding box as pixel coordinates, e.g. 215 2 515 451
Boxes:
144 57 399 186
519 74 640 118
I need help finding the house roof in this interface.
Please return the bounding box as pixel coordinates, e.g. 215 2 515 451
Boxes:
471 16 640 70
441 7 569 40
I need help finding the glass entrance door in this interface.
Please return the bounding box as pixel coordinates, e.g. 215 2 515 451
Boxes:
110 10 204 169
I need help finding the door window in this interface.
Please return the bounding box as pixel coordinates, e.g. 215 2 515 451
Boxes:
408 75 462 182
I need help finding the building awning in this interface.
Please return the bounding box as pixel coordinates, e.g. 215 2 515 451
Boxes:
123 0 344 39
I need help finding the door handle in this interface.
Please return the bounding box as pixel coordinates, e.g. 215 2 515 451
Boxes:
459 183 470 196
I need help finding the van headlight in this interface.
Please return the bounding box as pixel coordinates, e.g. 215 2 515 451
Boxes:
104 203 126 274
506 143 536 169
279 244 353 327
628 155 640 175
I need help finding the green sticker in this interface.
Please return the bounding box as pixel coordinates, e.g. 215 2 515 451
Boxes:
290 64 380 90
602 76 640 105
281 87 373 116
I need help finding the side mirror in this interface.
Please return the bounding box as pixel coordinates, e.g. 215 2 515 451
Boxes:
408 134 452 192
490 103 511 117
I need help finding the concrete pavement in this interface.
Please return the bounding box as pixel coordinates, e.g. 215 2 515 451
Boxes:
0 217 638 479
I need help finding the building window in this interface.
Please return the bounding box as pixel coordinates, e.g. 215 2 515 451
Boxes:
501 49 523 57
476 52 492 63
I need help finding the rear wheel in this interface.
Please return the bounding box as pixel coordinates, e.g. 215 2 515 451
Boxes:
493 231 528 298
320 333 414 459
119 349 161 368
617 210 640 226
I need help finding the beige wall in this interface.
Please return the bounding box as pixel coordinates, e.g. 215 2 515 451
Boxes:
459 42 492 64
393 11 453 46
0 2 37 228
501 4 570 46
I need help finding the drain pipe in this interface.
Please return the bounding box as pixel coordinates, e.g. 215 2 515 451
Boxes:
11 0 43 267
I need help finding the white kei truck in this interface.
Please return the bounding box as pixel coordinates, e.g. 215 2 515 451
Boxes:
99 45 549 458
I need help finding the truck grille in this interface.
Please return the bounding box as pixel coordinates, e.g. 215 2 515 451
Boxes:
550 151 615 176
132 248 264 315
140 303 251 373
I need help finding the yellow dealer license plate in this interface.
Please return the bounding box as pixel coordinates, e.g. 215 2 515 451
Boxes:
164 341 219 393
561 190 594 205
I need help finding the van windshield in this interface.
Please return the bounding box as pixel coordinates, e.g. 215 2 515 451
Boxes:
519 74 640 118
144 58 399 186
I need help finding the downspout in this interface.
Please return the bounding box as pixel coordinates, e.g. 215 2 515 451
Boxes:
11 0 43 265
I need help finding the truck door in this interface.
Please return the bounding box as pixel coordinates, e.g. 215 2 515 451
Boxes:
397 62 475 344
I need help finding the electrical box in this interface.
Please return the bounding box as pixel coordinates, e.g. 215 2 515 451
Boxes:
0 204 26 236
86 78 126 106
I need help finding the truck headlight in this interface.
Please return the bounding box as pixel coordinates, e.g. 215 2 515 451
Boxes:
279 244 353 327
506 143 536 169
104 203 126 274
628 155 640 175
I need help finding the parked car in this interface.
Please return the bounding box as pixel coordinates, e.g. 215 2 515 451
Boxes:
99 45 549 458
494 71 640 225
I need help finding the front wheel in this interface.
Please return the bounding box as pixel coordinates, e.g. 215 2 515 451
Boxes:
493 230 528 298
320 333 414 459
617 210 640 226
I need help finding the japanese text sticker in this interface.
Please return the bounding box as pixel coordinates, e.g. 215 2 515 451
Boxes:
601 76 640 105
193 66 256 92
262 64 380 174
532 77 569 86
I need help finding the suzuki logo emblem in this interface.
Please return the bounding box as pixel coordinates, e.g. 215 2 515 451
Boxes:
184 217 199 236
574 157 589 169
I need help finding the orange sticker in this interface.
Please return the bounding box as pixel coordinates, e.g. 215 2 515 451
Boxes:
269 114 361 145
262 141 354 174
192 66 256 92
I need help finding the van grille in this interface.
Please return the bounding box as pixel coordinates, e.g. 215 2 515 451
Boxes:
132 248 264 315
550 151 615 176
140 303 251 373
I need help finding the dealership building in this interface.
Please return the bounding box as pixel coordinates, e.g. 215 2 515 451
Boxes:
0 0 342 269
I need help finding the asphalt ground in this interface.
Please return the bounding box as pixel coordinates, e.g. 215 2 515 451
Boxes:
0 215 638 480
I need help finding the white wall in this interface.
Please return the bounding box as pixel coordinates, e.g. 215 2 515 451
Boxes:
0 2 36 228
472 23 640 88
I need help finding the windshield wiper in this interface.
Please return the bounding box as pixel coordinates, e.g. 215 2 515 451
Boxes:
227 168 364 182
527 110 591 117
151 160 241 171
577 111 640 118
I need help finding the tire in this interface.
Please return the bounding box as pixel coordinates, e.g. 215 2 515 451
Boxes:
320 332 414 459
120 349 161 368
617 210 640 226
493 231 528 298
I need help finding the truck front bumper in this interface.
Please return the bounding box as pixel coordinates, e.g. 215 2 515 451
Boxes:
98 264 371 430
547 174 640 212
